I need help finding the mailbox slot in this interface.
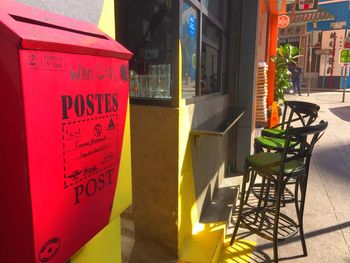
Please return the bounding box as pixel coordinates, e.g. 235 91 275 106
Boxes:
9 14 109 40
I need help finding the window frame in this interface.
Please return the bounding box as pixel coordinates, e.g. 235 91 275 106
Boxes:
180 0 227 100
127 0 228 107
128 0 179 108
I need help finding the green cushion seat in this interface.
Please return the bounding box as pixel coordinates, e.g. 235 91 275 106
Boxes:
261 128 286 138
246 152 305 175
254 136 298 151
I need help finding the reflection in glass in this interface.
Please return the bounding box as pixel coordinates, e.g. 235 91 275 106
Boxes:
118 0 173 99
201 44 218 94
129 64 171 99
201 0 222 22
203 17 220 45
181 1 198 98
201 17 221 94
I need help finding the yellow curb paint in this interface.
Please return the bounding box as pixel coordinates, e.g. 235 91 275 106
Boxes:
219 239 256 263
179 224 224 262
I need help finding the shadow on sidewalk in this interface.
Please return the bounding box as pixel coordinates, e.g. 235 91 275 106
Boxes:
222 239 271 263
329 106 350 122
235 221 350 262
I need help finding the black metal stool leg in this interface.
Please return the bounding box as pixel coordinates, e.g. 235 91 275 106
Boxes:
230 163 249 246
298 174 308 256
254 176 266 224
244 171 257 204
272 176 283 263
258 177 272 231
294 177 300 217
244 142 264 205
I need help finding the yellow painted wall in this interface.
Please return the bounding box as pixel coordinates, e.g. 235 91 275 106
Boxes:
178 106 198 254
176 37 255 262
98 0 116 38
178 40 194 253
71 1 132 262
71 217 121 263
178 90 226 263
178 41 226 263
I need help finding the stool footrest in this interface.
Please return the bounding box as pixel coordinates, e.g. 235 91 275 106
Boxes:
250 183 295 203
241 207 299 241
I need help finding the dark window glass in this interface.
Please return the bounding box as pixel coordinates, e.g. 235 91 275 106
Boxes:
203 17 220 47
201 44 219 94
306 48 321 73
180 1 198 98
117 0 173 99
201 18 221 94
180 0 227 99
201 0 222 23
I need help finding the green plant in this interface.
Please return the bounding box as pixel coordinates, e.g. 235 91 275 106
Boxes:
271 44 301 102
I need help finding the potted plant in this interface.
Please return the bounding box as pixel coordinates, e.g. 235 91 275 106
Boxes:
271 44 301 102
268 44 301 127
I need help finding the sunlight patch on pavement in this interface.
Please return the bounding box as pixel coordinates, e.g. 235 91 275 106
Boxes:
219 239 256 263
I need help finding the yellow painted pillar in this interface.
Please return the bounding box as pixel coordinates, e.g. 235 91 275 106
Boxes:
98 0 116 38
71 217 122 263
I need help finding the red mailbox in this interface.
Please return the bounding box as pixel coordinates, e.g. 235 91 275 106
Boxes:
0 1 132 263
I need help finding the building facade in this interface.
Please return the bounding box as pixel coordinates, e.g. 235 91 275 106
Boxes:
6 0 287 262
280 0 350 90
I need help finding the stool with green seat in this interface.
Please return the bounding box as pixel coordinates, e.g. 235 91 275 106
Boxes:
255 101 320 153
231 121 328 262
261 101 320 139
246 102 320 204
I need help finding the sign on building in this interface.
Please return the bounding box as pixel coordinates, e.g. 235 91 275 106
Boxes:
344 38 350 48
278 15 290 29
330 21 347 30
296 0 319 11
340 49 350 64
320 29 346 76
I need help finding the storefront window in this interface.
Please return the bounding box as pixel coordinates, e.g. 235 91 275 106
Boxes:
180 0 227 99
306 32 322 73
180 1 198 98
118 0 228 103
201 0 222 23
306 48 321 73
117 0 173 100
201 17 221 94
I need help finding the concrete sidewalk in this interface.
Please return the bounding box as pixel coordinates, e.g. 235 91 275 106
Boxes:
228 91 350 262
